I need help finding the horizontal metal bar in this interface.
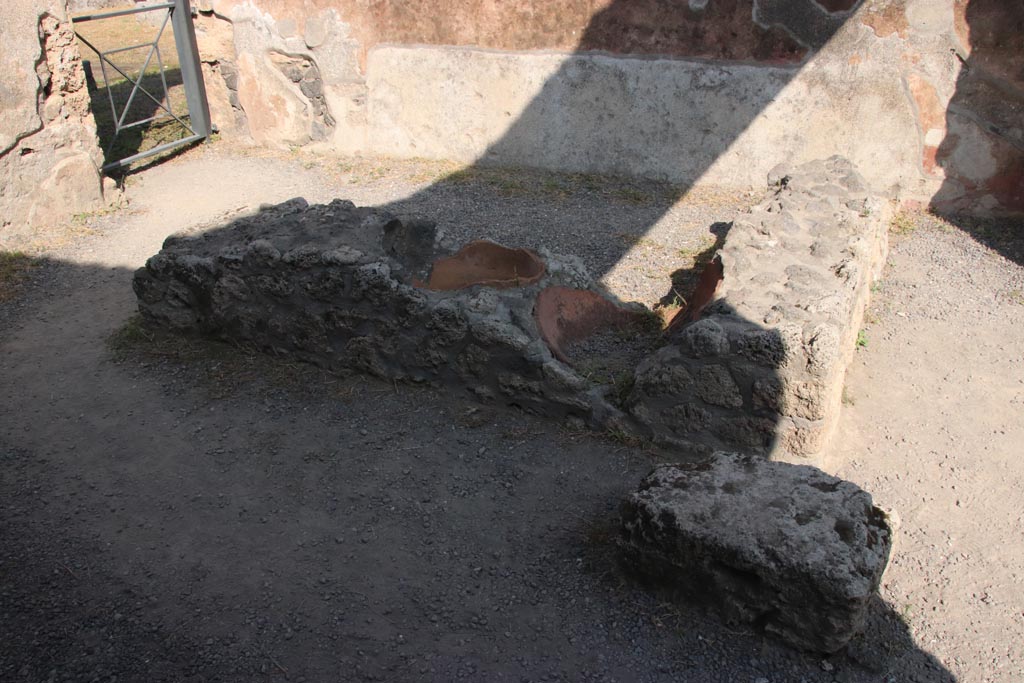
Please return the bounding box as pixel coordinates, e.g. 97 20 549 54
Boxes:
118 113 174 131
102 41 163 57
101 133 203 173
72 3 174 23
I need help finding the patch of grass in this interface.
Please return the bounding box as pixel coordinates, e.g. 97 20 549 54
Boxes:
856 329 869 349
540 179 570 198
675 236 718 261
564 172 607 193
651 298 684 329
662 292 685 310
611 187 654 204
1005 288 1024 306
107 314 156 353
0 252 38 303
652 228 725 315
331 156 460 185
72 204 123 225
890 211 918 235
610 372 636 408
574 361 616 387
444 166 571 198
637 307 669 335
615 234 668 253
841 385 855 406
900 602 916 628
490 176 528 196
605 427 649 450
926 211 956 232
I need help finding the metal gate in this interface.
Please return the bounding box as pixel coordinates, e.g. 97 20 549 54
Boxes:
71 0 211 173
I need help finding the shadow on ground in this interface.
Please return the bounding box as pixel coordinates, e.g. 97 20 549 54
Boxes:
931 0 1024 267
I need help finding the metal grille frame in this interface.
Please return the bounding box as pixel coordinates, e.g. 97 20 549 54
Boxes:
72 0 211 173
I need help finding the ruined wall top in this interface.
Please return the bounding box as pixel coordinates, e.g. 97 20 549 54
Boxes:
0 0 106 237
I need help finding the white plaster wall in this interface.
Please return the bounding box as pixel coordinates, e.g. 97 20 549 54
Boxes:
203 0 966 202
358 38 921 196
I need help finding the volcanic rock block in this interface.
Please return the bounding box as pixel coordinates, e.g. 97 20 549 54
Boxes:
626 156 890 461
132 197 646 420
619 453 895 653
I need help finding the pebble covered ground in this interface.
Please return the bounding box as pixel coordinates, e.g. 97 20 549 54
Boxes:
1 144 1020 682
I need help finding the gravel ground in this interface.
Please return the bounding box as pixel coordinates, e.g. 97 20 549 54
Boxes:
1 143 1019 682
830 212 1024 683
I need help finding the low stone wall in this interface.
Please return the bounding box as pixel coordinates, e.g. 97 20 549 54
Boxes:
132 160 896 654
626 156 890 460
134 157 888 463
193 1 925 198
132 198 646 423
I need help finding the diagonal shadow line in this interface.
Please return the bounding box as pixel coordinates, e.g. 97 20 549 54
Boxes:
341 0 862 292
930 0 1024 267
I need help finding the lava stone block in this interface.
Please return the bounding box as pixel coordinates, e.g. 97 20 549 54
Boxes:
619 452 895 652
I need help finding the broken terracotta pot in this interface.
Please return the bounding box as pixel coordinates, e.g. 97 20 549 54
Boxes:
666 255 723 333
423 240 546 290
534 286 648 363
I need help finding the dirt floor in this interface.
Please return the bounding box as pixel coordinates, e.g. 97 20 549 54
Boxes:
1 143 1022 682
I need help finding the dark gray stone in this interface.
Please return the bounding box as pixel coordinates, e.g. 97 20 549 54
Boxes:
619 453 895 653
132 198 638 426
133 156 888 462
219 61 239 91
300 78 323 99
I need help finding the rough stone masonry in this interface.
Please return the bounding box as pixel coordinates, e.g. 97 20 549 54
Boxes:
132 197 646 424
1 0 109 237
133 156 889 463
625 156 890 460
619 453 895 653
